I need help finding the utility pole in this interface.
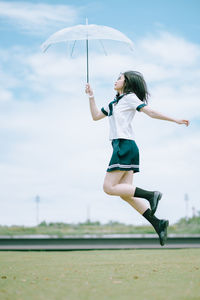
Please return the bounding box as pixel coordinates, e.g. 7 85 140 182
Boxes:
86 204 91 223
192 206 196 217
35 195 40 226
184 193 189 221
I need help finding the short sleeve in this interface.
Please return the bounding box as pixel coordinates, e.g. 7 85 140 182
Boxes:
125 94 147 112
136 103 147 111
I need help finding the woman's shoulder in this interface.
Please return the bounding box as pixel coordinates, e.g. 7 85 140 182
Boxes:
123 93 144 109
124 93 138 101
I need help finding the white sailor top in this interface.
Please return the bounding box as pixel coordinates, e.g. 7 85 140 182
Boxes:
101 93 146 141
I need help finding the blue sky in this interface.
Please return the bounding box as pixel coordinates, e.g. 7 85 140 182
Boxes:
0 0 199 226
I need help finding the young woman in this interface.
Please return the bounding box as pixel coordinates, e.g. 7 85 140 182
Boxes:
85 71 189 246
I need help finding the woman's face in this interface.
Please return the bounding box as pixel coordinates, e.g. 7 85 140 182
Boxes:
114 74 125 94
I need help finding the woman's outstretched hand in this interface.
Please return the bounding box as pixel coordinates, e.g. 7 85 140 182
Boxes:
176 119 190 126
85 83 94 97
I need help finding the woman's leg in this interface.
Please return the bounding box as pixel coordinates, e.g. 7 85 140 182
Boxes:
103 170 136 197
103 170 149 214
103 170 162 215
118 171 149 215
103 170 169 246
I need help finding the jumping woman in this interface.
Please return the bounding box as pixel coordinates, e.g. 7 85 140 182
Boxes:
85 71 189 246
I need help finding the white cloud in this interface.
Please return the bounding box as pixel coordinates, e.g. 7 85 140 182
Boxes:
0 88 12 102
0 1 79 34
139 31 200 66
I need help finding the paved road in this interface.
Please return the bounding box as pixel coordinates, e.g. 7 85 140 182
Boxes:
0 234 200 250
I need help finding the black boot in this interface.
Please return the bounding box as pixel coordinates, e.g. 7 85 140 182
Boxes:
157 219 169 246
143 209 169 246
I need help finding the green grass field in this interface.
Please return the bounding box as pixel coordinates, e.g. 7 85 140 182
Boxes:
0 249 200 300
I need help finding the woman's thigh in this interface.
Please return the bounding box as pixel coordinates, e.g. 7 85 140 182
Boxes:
119 171 134 201
103 170 126 189
119 170 134 185
103 170 133 190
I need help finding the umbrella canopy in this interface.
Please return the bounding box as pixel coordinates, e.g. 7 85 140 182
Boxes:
41 21 134 82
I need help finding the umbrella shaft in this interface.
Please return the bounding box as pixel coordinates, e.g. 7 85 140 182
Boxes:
86 38 89 83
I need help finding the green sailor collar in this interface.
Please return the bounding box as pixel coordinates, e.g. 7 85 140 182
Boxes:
108 92 131 116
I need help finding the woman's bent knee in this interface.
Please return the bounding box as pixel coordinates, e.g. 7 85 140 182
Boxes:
103 183 113 195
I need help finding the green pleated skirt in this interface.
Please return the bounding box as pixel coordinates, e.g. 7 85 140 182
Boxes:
107 139 140 173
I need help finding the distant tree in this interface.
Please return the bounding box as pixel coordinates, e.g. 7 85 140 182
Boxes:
38 220 47 227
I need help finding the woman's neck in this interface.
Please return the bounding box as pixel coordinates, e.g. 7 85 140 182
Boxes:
118 89 124 95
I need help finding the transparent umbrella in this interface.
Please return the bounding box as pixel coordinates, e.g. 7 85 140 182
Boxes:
41 19 134 83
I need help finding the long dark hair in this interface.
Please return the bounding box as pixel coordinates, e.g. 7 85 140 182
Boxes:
120 71 149 104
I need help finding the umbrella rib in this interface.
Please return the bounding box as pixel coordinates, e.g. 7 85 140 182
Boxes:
70 40 77 57
43 44 51 53
99 40 108 56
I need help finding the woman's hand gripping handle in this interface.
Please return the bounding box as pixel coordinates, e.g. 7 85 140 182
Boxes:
85 84 106 121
